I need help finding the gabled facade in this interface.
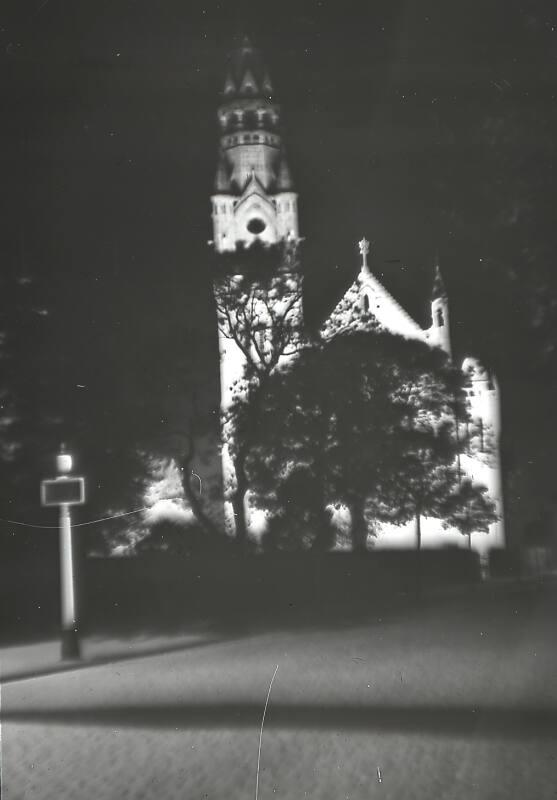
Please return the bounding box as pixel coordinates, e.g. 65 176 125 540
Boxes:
323 239 505 556
210 39 505 557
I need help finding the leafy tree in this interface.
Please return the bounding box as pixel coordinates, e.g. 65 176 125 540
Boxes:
442 478 498 550
389 421 461 550
262 465 338 552
247 329 473 551
214 240 306 549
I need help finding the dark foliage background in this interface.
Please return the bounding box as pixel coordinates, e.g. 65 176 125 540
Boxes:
1 1 556 547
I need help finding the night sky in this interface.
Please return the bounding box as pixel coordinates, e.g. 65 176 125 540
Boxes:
1 1 557 540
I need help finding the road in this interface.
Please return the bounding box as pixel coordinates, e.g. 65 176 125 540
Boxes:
2 579 557 799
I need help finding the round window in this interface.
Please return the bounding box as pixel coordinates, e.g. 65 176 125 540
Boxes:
247 218 266 234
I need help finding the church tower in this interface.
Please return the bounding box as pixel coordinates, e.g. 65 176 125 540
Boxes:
429 259 452 357
211 36 299 252
211 38 303 538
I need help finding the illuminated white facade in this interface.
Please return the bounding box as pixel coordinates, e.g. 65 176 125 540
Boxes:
324 242 505 557
211 39 505 556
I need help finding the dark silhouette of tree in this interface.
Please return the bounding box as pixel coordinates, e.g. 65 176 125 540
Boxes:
214 240 306 549
260 467 328 552
389 421 461 550
246 329 478 551
135 516 230 556
442 478 498 550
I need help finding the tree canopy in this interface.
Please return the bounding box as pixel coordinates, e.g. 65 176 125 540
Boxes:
245 329 495 551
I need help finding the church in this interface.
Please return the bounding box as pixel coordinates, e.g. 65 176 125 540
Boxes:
209 37 505 558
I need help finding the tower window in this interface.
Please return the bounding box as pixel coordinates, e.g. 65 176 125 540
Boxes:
362 294 370 313
436 307 444 327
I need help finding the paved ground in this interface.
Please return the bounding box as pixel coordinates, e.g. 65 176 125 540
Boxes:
2 579 557 799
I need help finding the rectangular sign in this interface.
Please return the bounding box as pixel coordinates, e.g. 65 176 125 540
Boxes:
41 477 85 507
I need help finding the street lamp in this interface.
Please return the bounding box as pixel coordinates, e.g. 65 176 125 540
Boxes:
41 444 85 660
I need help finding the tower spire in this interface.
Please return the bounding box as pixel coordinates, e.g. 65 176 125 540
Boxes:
211 37 299 253
221 36 272 100
429 254 451 357
431 254 447 300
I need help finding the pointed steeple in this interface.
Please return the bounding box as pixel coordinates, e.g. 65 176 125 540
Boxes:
214 155 231 192
431 256 447 300
223 36 271 100
275 155 293 191
239 67 258 95
262 71 273 96
223 71 236 96
430 255 451 357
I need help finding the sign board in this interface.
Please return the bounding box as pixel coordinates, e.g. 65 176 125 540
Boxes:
41 477 85 507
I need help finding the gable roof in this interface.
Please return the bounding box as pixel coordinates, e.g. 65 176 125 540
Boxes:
322 265 427 343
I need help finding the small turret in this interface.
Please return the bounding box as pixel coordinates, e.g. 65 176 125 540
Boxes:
430 258 451 357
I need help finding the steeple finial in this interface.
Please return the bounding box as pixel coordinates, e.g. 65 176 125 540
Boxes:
358 237 370 270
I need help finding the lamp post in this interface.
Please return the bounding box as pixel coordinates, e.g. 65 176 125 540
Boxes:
41 444 85 660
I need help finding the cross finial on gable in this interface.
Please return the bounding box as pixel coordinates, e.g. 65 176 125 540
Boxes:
358 237 370 269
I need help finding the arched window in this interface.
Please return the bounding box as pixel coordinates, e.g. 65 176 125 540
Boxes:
436 307 444 327
362 294 370 313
